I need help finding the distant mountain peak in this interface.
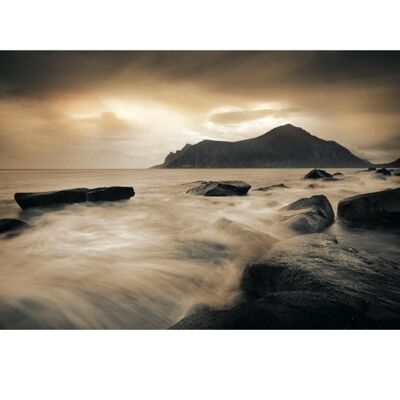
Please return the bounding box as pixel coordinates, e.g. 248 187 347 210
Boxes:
155 124 371 168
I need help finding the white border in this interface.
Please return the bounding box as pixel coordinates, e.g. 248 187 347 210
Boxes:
1 1 400 399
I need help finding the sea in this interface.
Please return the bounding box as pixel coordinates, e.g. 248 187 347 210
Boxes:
0 168 399 328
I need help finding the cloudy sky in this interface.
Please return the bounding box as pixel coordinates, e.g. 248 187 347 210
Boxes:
0 51 399 168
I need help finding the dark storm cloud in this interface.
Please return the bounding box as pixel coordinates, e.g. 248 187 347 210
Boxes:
1 51 400 102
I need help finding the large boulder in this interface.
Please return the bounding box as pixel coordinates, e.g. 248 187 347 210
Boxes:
0 219 29 234
171 291 369 329
255 183 289 191
186 181 251 196
304 169 333 179
376 168 392 176
338 188 400 226
171 234 400 329
280 195 334 234
14 186 135 209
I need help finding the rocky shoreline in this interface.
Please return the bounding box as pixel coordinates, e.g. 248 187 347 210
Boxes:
172 168 400 329
1 169 399 329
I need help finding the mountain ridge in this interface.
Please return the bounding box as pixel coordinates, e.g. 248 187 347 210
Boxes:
155 124 372 168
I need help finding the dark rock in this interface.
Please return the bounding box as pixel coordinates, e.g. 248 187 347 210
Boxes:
171 234 400 329
338 187 400 226
333 172 344 177
322 177 339 181
304 169 333 179
256 183 289 191
186 181 251 196
14 186 135 209
280 195 334 234
306 183 322 189
376 168 392 176
240 234 400 312
0 219 29 234
368 167 376 171
171 291 371 329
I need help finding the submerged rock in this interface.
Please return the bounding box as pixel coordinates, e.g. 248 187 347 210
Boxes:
322 177 340 182
0 219 29 234
333 172 344 177
186 181 251 196
14 186 135 209
280 195 334 234
376 168 392 176
171 234 400 329
338 187 400 226
255 183 289 191
306 183 323 189
304 169 333 179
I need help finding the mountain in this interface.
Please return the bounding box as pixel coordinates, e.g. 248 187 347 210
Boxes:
374 158 400 168
156 124 371 168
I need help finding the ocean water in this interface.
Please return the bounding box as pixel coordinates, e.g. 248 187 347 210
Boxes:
0 168 399 328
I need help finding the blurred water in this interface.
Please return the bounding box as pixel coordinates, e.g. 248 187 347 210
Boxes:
0 168 399 328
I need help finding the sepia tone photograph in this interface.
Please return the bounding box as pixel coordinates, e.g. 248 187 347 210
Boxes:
1 50 399 329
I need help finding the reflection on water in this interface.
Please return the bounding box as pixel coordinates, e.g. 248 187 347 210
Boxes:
0 169 399 328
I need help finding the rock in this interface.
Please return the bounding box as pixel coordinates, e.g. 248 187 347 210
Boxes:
14 186 135 209
332 172 344 177
338 187 400 226
376 168 392 176
255 183 289 191
213 218 277 248
240 234 400 313
304 169 333 179
322 177 339 181
368 167 376 171
280 195 334 234
171 234 400 329
306 183 322 189
0 219 29 234
171 291 370 329
186 181 251 196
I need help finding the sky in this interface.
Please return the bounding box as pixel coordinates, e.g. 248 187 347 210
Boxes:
0 51 399 168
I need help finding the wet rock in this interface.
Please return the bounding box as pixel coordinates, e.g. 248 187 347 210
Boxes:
0 219 29 234
368 167 377 171
14 186 135 209
256 183 289 191
186 181 251 196
213 218 277 249
171 291 370 329
322 177 340 182
304 169 333 179
280 195 334 234
332 172 344 177
171 234 400 329
338 187 400 226
376 168 391 176
306 183 322 189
